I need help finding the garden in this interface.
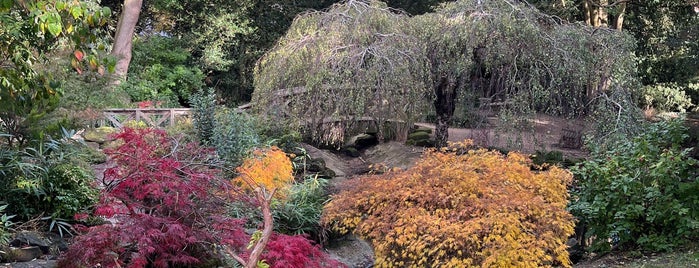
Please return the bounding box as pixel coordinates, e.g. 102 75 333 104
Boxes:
1 0 698 267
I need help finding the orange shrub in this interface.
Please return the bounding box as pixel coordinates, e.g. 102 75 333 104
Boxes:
322 141 575 267
234 146 294 199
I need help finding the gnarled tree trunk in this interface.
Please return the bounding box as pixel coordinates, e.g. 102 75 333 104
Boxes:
433 76 460 148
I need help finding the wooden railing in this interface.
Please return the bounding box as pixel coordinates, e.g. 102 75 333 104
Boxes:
102 108 191 129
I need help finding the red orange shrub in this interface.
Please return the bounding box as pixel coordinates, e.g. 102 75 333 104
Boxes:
60 128 341 268
322 141 575 267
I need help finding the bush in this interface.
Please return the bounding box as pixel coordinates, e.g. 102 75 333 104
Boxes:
59 128 248 267
191 88 217 144
274 176 330 238
258 233 344 268
642 83 695 113
322 141 575 267
570 118 699 252
0 138 98 221
212 108 260 166
0 204 14 244
60 128 338 267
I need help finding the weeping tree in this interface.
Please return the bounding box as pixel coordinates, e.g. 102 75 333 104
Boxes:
254 0 640 148
252 0 430 146
415 0 640 147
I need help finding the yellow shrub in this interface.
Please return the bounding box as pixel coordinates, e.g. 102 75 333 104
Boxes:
322 141 575 267
234 146 294 199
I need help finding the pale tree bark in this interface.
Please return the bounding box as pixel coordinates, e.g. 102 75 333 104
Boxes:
584 0 608 27
613 2 627 30
111 0 143 85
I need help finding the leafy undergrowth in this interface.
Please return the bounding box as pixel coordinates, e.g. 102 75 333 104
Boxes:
58 128 341 268
323 140 575 267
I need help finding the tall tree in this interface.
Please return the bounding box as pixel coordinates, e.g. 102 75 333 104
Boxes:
110 0 142 83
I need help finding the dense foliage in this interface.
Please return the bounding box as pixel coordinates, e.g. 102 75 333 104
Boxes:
59 128 338 267
254 0 640 148
118 36 205 107
528 0 699 112
254 0 429 145
60 128 247 267
212 108 260 166
0 137 98 222
322 141 575 267
570 119 699 252
1 0 112 145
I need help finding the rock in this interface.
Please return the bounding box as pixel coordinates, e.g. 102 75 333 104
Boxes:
412 139 434 147
345 133 378 150
411 126 433 134
11 232 51 254
567 238 584 264
306 158 327 172
2 246 43 262
82 127 117 143
407 131 430 141
341 147 360 157
326 234 375 268
319 168 336 178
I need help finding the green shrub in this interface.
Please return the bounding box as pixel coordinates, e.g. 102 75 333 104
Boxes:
0 204 14 244
191 88 217 143
212 108 260 166
570 118 699 252
0 138 99 221
642 83 695 113
274 175 329 238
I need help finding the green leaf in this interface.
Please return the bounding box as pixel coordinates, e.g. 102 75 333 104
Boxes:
70 6 83 19
55 1 66 10
47 22 62 37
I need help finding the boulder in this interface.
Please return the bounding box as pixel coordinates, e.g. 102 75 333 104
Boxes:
407 131 430 141
341 147 360 157
82 127 117 144
411 126 433 134
11 232 51 254
306 158 327 172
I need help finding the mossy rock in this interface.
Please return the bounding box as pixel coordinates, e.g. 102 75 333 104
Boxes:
412 139 434 147
407 131 430 141
342 146 361 157
83 127 118 143
307 158 327 172
410 126 433 134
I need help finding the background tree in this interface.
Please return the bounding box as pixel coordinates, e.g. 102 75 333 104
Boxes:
528 0 699 112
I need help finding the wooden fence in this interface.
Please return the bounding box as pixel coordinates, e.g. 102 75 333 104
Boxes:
102 108 191 129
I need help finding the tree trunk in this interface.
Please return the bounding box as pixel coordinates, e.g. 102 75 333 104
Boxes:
433 76 457 148
245 188 275 268
111 0 143 85
613 2 626 30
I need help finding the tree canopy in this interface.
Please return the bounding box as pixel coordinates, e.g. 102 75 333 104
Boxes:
253 0 430 145
253 0 640 147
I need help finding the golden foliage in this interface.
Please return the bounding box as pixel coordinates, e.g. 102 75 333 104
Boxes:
234 147 294 199
322 140 575 267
